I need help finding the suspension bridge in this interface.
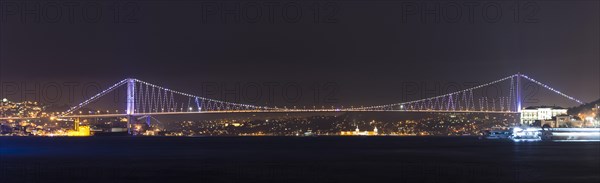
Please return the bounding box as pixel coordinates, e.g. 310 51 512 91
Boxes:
0 73 586 121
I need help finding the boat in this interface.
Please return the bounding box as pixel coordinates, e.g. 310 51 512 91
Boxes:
545 128 600 141
509 127 543 141
483 126 600 142
481 127 511 139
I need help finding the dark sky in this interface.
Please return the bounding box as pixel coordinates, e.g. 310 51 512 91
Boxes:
0 0 598 108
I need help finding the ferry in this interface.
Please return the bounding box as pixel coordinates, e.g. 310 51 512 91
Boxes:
546 128 600 141
482 126 600 142
481 127 511 139
509 127 544 141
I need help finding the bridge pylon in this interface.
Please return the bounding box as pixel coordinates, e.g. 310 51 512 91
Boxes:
516 73 522 113
126 78 136 134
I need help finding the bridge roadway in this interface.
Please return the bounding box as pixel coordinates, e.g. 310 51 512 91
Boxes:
0 109 520 120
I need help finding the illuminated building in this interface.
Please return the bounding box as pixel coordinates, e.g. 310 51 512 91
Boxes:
67 119 90 136
340 126 379 136
520 106 567 124
224 123 242 127
67 126 91 136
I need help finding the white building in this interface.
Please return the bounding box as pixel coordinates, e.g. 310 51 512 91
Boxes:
520 106 568 124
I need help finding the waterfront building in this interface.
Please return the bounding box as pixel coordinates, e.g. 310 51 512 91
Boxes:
340 126 378 136
67 126 91 136
520 106 568 124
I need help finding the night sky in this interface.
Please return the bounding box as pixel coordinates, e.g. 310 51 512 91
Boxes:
0 0 598 108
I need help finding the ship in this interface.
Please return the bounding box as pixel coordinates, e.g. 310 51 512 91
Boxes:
483 126 600 141
481 127 511 140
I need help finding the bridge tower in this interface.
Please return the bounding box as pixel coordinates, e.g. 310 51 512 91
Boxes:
516 73 522 113
126 78 136 134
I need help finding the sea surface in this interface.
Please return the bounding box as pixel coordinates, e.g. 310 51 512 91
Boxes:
1 136 599 183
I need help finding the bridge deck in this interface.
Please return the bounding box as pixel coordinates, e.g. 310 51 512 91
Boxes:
0 110 519 120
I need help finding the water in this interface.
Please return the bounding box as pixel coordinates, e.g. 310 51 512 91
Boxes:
1 137 599 183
